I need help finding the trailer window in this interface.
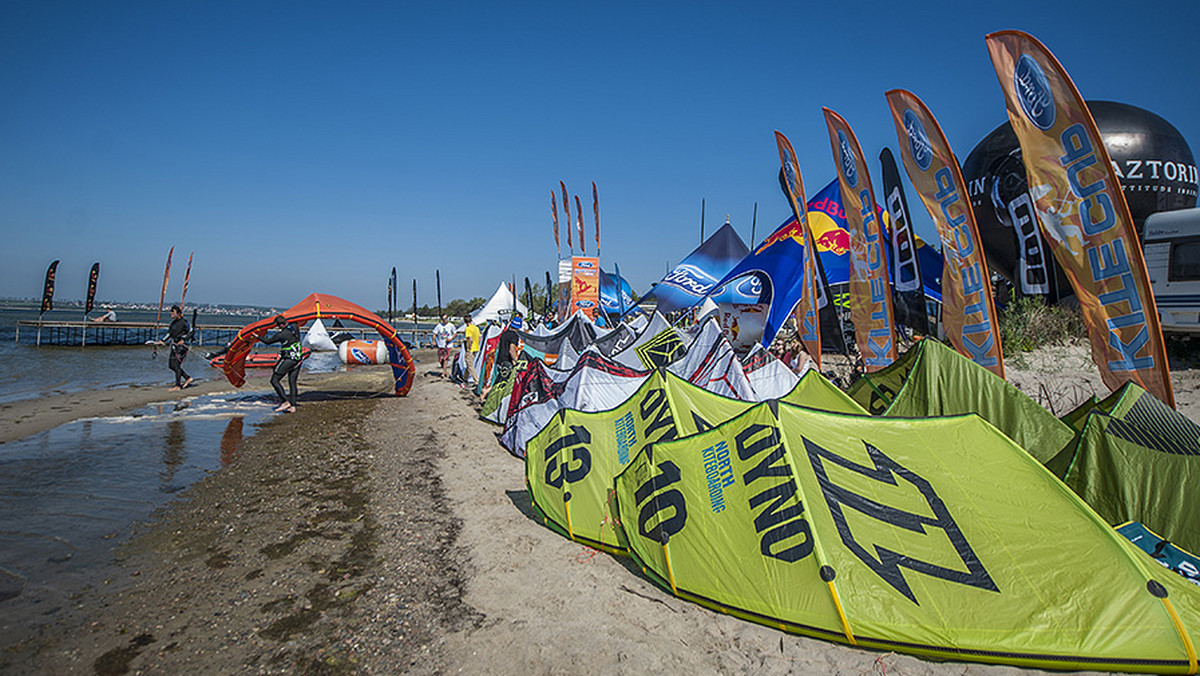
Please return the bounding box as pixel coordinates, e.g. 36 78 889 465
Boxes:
1170 238 1200 281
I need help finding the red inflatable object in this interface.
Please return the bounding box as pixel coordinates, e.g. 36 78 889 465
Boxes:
209 348 310 369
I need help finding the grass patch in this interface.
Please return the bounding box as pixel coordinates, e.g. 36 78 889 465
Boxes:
999 296 1086 352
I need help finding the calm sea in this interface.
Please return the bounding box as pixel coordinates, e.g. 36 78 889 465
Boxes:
0 306 421 647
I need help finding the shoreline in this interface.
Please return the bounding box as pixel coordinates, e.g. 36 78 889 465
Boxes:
2 344 1196 674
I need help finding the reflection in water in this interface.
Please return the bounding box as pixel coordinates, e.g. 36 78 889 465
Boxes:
161 419 186 491
220 417 244 466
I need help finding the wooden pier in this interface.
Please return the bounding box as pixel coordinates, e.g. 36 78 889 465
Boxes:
15 320 435 348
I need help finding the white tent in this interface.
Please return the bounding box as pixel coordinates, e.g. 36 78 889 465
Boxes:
469 282 529 326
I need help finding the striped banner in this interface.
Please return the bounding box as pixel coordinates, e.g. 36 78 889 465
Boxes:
823 108 897 371
987 30 1173 407
886 89 1004 377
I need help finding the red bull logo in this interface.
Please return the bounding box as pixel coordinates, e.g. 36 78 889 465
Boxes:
815 228 850 255
756 221 806 253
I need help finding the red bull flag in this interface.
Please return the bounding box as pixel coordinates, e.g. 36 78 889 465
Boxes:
986 31 1174 407
824 108 897 372
886 89 1005 378
775 131 821 368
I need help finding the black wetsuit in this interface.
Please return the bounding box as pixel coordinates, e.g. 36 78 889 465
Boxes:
166 316 191 386
262 323 303 406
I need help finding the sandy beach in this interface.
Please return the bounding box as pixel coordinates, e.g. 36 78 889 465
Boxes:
2 343 1198 675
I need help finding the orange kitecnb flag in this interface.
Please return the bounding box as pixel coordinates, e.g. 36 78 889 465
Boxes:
824 108 897 372
886 89 1004 378
987 30 1173 407
774 131 821 369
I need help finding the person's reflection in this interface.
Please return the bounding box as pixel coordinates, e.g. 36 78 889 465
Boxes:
220 417 244 467
161 419 186 491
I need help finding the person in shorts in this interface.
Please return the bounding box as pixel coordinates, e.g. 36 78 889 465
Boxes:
462 314 481 385
433 314 456 379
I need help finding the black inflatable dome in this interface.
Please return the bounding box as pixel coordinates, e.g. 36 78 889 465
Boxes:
962 100 1197 290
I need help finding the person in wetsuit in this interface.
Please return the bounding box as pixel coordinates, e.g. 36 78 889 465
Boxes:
163 305 193 390
262 315 304 412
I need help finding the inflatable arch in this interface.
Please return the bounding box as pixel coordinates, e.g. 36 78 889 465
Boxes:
220 293 415 396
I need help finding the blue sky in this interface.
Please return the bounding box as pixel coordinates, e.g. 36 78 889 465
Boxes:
1 1 1196 308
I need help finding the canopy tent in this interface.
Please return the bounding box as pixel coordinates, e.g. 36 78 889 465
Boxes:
846 339 1075 464
710 179 944 348
614 401 1200 673
471 282 529 325
220 293 415 396
526 368 865 553
646 222 759 315
1050 382 1200 553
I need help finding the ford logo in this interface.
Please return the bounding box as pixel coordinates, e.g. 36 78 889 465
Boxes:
736 275 762 299
575 300 596 309
837 130 858 187
350 348 368 362
660 263 717 296
782 148 798 193
903 109 933 171
1014 54 1055 130
576 260 596 268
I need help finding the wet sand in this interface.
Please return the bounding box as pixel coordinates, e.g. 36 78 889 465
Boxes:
3 344 1197 674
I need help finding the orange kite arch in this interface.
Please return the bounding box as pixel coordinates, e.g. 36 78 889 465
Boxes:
220 293 415 396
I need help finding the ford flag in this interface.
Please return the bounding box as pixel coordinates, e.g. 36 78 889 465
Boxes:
649 222 756 314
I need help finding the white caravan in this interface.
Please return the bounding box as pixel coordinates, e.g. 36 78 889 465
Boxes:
1143 208 1200 335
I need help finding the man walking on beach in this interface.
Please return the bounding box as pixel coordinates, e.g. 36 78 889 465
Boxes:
163 305 193 391
462 314 480 385
262 315 304 413
433 314 456 379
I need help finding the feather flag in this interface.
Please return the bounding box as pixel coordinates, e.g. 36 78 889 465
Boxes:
436 269 443 317
85 262 100 315
878 147 931 338
387 275 394 322
774 131 822 369
391 267 398 322
551 191 561 256
561 181 573 252
545 270 554 316
40 260 59 316
157 247 174 325
180 252 194 309
824 108 897 372
575 194 585 254
592 182 600 257
886 90 1004 377
986 30 1173 406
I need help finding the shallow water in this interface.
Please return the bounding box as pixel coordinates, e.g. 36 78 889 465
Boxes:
0 307 428 404
0 391 279 645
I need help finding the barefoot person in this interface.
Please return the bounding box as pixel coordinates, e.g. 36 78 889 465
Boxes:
261 315 304 412
162 305 194 390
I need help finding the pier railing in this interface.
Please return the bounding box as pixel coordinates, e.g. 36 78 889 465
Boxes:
15 320 436 348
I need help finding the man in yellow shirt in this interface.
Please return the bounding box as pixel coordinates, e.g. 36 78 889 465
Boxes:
462 314 481 385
